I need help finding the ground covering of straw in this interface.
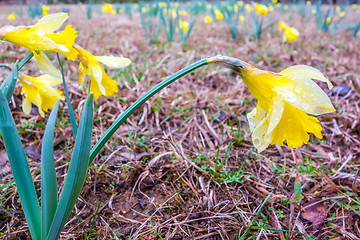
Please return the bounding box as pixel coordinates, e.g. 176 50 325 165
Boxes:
0 3 359 240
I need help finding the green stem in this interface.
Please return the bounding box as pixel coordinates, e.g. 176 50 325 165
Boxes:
57 53 78 138
89 58 210 163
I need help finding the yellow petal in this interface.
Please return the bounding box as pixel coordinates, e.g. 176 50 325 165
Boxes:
88 62 106 96
34 12 68 33
279 65 333 89
20 77 43 116
94 56 131 69
247 95 284 152
271 102 323 149
89 69 118 99
36 74 62 87
274 75 335 115
22 98 32 115
37 82 62 112
78 62 87 86
46 25 78 60
34 52 61 78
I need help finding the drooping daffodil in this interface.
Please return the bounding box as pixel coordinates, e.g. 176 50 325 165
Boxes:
0 12 78 61
204 16 212 24
208 56 335 152
8 13 15 21
245 4 252 12
278 21 299 43
73 44 131 99
19 73 64 117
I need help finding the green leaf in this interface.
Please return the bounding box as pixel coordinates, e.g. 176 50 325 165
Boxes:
41 99 60 239
0 90 41 240
0 61 19 102
46 93 93 240
0 52 33 102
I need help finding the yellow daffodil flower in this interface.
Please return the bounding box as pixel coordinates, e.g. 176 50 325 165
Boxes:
101 3 116 15
179 20 189 33
171 9 177 19
239 15 245 22
339 11 345 17
272 0 278 3
214 10 223 20
352 4 357 9
204 16 212 24
245 4 252 12
311 9 316 14
326 17 331 24
42 5 49 16
73 44 131 99
158 2 167 8
179 10 187 16
234 4 239 13
19 73 63 117
284 5 289 10
8 13 15 21
269 5 274 12
306 1 311 5
238 1 244 6
255 3 269 16
336 6 341 12
0 12 78 61
209 57 335 152
278 21 299 43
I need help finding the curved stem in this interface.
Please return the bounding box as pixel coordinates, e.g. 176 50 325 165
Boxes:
89 58 210 164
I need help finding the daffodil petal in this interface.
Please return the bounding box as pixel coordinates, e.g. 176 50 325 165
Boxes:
22 98 32 115
274 76 335 115
36 74 62 87
78 62 87 86
88 63 106 95
249 96 284 152
34 52 61 78
20 74 62 116
280 65 333 89
247 105 266 132
34 12 68 33
47 25 78 60
94 56 131 69
271 102 323 149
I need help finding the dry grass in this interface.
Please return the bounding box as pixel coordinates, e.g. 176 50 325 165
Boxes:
0 3 360 240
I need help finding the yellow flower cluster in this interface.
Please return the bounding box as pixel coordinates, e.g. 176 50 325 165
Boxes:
0 13 131 116
101 3 116 15
179 20 190 33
